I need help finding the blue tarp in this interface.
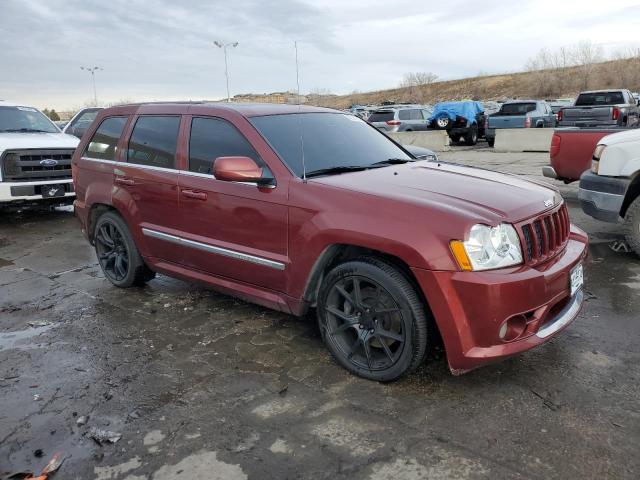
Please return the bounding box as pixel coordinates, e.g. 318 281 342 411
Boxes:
429 101 484 122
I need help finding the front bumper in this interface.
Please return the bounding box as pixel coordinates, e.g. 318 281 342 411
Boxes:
412 225 588 374
578 171 628 223
0 179 75 205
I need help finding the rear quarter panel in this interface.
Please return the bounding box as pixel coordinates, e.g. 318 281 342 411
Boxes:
550 129 623 182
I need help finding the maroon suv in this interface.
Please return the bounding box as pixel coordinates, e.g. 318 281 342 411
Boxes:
72 103 588 381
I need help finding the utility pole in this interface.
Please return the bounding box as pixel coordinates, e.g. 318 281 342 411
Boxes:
214 41 239 102
295 41 301 104
80 66 102 106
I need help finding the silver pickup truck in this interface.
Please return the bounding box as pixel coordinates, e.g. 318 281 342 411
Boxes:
558 89 640 127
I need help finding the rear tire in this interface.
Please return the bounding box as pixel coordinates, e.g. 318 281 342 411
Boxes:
623 196 640 256
317 257 430 382
465 125 478 145
450 134 461 143
94 211 156 287
487 137 495 147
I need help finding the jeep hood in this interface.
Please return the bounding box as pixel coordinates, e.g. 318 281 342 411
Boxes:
311 161 560 223
0 132 79 152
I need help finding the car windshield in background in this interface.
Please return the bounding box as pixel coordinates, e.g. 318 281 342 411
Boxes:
250 113 411 177
575 92 625 106
498 103 537 115
367 111 395 122
0 106 59 133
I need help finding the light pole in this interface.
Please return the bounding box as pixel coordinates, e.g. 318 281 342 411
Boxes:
80 66 102 106
214 41 238 102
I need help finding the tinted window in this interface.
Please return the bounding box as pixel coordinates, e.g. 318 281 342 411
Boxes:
575 92 625 106
251 113 411 177
70 109 100 130
498 103 537 115
127 116 180 169
368 111 395 122
84 116 128 161
398 110 410 120
189 117 262 174
0 106 58 133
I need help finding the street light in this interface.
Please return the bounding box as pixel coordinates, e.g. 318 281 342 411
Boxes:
213 41 239 102
80 66 102 106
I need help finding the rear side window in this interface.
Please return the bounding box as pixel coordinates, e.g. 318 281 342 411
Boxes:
498 103 537 115
575 92 625 106
368 111 395 122
189 117 262 175
398 110 411 120
84 116 127 161
127 116 180 169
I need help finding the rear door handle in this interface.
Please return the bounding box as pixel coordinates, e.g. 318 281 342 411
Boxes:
181 189 207 200
115 176 135 186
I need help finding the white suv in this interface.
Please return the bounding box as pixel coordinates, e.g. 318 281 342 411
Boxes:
0 101 79 209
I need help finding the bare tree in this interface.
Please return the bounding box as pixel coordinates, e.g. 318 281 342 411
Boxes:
398 72 438 103
574 41 603 89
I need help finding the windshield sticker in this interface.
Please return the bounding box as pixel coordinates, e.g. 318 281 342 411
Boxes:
17 107 38 112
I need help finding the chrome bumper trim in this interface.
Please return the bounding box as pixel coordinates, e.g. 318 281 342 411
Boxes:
536 289 583 339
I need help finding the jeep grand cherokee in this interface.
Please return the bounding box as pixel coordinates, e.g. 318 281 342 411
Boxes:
73 103 588 381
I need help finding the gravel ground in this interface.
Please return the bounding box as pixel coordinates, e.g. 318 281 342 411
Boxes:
1 146 638 479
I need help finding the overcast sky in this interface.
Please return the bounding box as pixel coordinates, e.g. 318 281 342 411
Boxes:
1 0 640 110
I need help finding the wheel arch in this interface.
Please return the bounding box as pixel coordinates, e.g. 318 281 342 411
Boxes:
87 203 119 244
621 171 640 218
301 244 436 320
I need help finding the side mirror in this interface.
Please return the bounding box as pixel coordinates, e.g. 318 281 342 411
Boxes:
213 156 275 187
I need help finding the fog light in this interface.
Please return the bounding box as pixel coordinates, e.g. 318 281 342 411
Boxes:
498 315 527 342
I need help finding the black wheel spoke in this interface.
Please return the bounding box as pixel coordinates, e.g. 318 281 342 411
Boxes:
352 278 362 306
362 335 373 369
95 219 130 283
335 285 355 306
377 328 403 343
326 305 355 323
375 334 395 361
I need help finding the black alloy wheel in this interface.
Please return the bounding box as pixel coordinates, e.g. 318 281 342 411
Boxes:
96 220 130 282
318 258 430 381
94 211 155 288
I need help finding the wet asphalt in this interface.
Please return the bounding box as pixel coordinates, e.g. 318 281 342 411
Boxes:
0 145 639 479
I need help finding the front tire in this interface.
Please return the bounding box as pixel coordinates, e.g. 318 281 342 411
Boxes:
94 211 155 287
317 258 430 382
487 137 495 147
623 196 640 256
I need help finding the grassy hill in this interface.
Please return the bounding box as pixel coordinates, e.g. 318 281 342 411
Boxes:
237 56 640 109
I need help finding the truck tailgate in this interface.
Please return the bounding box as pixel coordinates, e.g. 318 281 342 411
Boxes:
550 128 625 182
562 106 612 125
488 115 526 129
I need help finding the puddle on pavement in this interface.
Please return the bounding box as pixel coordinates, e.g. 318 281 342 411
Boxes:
0 323 56 351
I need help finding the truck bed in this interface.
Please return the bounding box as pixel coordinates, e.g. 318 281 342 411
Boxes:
548 128 627 182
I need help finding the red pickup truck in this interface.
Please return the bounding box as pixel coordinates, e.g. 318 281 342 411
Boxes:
543 128 627 183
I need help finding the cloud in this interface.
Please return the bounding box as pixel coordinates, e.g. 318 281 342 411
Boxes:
1 0 639 110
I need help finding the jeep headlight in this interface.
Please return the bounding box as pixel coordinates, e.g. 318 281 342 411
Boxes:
450 224 523 271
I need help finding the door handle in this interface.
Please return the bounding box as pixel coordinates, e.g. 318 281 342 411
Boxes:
181 189 207 200
115 176 135 186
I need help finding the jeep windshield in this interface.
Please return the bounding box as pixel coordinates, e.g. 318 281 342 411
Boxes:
250 112 411 178
0 106 59 133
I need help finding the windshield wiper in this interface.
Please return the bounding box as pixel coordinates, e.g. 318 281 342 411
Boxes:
370 158 412 166
2 128 50 133
305 165 370 178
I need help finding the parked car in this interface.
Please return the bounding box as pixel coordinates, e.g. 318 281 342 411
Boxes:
543 127 628 183
558 90 640 128
63 107 103 139
485 100 556 147
428 101 485 145
367 105 432 133
74 102 587 381
402 144 438 161
0 101 79 209
578 129 640 255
